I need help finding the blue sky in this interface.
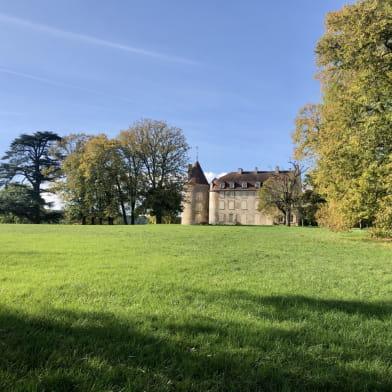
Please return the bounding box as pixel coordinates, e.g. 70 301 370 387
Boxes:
0 0 351 176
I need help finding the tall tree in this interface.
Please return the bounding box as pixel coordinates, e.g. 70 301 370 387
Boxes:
53 134 93 224
117 130 144 225
293 0 392 232
78 134 121 225
131 119 189 224
0 131 61 223
258 164 302 226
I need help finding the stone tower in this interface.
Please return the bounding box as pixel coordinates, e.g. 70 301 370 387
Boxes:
181 161 209 225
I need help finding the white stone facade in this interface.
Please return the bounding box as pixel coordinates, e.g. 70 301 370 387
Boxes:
208 189 276 225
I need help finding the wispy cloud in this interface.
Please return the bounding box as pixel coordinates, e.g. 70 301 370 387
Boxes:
0 67 61 86
0 12 199 66
0 66 133 103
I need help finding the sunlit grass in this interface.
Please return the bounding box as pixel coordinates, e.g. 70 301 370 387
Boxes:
0 224 391 391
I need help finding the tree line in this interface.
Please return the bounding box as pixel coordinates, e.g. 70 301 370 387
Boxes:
292 0 392 237
0 119 189 224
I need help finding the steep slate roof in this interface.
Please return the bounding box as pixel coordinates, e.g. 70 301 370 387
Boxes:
187 161 209 185
211 169 290 191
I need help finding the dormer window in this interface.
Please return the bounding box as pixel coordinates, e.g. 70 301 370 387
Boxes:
255 181 261 189
229 182 235 189
242 182 247 189
220 182 225 189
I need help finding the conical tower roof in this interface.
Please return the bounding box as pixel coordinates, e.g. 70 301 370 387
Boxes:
187 161 209 185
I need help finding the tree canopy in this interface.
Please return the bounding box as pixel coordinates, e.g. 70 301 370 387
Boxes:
54 120 189 225
293 0 392 234
0 131 61 223
258 164 302 226
130 119 189 224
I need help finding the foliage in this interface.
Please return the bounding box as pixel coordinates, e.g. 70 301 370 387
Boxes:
0 183 62 223
258 164 302 226
0 213 23 224
0 224 391 391
315 201 353 232
117 129 145 225
130 119 190 223
292 104 321 165
79 134 122 224
371 157 392 236
0 183 42 222
293 0 392 234
370 196 392 237
54 121 189 225
298 175 326 226
143 185 184 222
57 134 123 225
0 131 61 223
53 134 93 224
299 189 324 226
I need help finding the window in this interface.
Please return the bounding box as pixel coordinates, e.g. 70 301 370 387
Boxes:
241 200 247 210
228 200 235 210
196 192 203 201
219 191 224 198
220 182 225 189
229 182 235 189
228 214 234 223
219 200 225 210
255 182 261 189
219 213 225 223
242 182 247 189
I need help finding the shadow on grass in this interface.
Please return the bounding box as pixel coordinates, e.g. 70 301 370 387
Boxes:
0 295 391 391
229 291 392 320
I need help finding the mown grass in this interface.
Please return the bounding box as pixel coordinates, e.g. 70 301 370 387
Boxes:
0 224 391 391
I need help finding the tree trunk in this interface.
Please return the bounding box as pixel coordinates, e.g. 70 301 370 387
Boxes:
119 201 127 225
91 217 95 225
116 180 128 225
108 217 114 225
285 209 291 227
130 200 136 225
32 182 42 224
99 218 103 225
32 202 41 224
156 213 162 224
82 216 86 225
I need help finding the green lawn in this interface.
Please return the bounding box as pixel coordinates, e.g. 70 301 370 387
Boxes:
0 225 391 391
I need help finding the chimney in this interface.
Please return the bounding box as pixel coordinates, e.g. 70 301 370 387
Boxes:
275 166 280 174
187 164 192 179
254 167 258 173
238 168 243 174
